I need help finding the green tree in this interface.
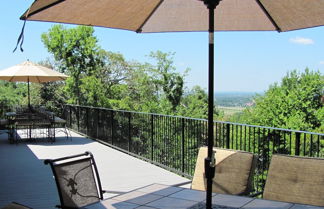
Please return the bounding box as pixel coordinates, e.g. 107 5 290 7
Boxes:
33 60 68 113
177 86 208 119
149 51 186 112
79 75 110 107
242 69 323 132
0 81 25 107
41 25 102 104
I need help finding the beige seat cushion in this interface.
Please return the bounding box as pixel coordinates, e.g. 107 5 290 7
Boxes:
263 154 324 206
191 146 256 195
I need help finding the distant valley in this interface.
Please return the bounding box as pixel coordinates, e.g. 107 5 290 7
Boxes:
215 92 261 107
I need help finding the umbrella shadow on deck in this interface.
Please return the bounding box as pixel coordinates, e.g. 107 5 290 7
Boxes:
0 134 59 209
0 130 98 209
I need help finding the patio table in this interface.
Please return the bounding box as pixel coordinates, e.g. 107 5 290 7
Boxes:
5 110 54 143
83 183 324 209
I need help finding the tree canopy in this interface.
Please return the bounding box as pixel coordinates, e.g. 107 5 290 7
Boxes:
3 24 321 134
38 25 213 119
241 69 323 132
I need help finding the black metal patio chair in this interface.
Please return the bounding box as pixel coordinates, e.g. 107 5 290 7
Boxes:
44 152 106 209
52 116 71 140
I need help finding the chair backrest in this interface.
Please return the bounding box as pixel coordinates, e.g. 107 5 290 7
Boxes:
191 146 257 195
45 152 104 208
263 154 324 206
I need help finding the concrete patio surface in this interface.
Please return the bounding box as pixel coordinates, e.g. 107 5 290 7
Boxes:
0 129 190 209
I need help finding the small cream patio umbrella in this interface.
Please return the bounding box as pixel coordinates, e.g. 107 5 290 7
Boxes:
0 60 69 109
19 0 324 208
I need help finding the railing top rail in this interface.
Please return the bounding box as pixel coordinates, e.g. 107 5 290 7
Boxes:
214 121 324 136
65 104 324 136
65 104 207 121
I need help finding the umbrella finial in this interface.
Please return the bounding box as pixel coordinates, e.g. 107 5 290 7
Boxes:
200 0 221 9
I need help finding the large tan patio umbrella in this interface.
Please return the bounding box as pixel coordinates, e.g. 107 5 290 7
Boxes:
20 0 324 208
0 60 69 109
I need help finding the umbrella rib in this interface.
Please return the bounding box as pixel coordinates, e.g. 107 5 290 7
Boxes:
136 0 164 33
256 0 281 32
20 0 64 20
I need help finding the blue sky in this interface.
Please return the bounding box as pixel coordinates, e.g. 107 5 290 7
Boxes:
1 0 323 93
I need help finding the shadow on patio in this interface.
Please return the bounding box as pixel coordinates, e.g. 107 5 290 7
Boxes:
0 130 190 209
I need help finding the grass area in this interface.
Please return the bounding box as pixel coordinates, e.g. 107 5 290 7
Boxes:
218 106 245 117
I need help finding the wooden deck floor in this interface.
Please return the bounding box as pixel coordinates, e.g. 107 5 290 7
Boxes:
0 130 190 209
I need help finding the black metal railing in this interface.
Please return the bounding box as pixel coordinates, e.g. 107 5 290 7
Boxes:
0 105 13 118
56 105 324 192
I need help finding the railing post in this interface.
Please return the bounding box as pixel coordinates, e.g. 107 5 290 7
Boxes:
128 112 131 152
182 118 185 173
77 106 80 132
69 105 72 128
86 107 89 136
151 115 154 161
226 123 230 149
111 110 114 145
96 108 99 139
295 132 301 156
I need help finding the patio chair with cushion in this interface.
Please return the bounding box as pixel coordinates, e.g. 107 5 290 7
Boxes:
191 146 258 195
262 154 324 207
44 152 106 208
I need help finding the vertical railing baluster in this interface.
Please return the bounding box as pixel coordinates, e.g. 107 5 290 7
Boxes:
86 107 89 136
77 105 80 132
226 123 230 149
111 110 114 145
317 135 320 157
128 112 131 152
151 115 154 161
182 118 185 174
96 108 99 139
303 133 306 156
248 126 251 152
69 105 72 128
235 125 238 149
295 132 301 156
310 134 313 157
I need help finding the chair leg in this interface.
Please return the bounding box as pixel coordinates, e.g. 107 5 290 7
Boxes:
64 124 72 140
53 123 71 140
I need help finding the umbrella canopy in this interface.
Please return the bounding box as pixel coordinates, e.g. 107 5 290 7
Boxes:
21 0 324 32
0 60 68 83
0 60 69 108
20 1 324 208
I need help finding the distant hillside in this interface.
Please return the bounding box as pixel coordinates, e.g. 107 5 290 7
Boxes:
215 92 260 107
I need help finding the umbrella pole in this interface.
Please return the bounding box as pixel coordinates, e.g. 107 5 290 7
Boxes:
203 1 220 208
28 78 31 110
